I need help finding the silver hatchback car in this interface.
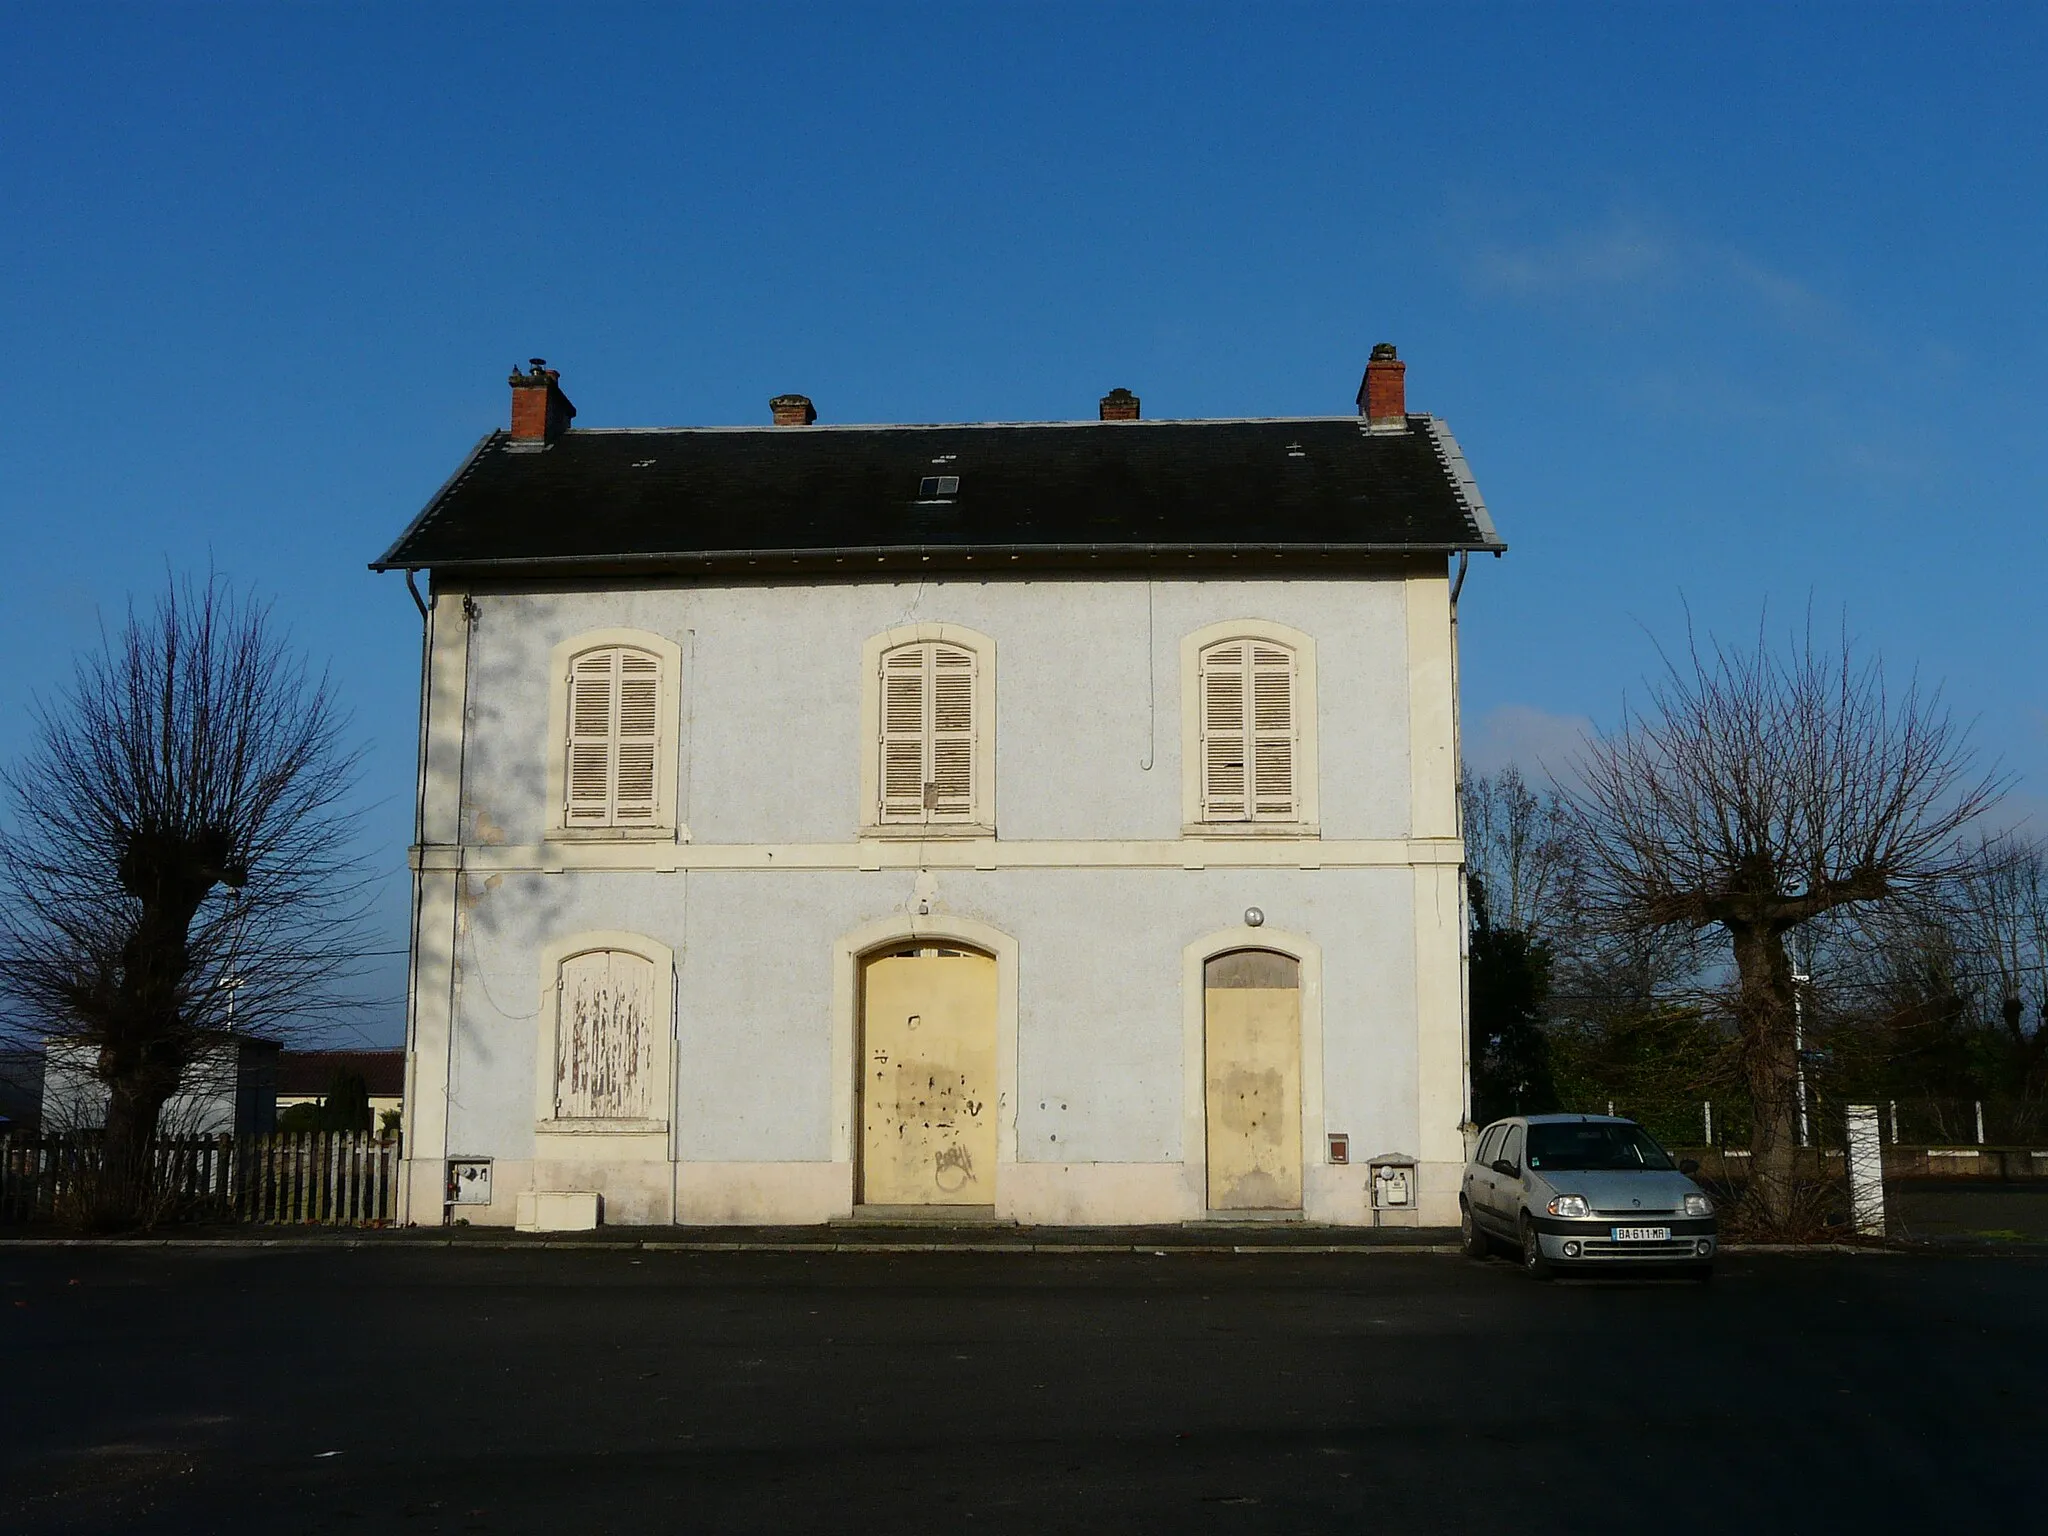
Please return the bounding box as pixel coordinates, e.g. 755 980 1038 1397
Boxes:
1461 1114 1718 1280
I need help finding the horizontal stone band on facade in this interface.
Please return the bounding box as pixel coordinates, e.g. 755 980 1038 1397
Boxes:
410 837 1466 873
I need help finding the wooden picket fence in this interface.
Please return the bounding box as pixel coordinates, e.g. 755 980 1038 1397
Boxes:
0 1131 401 1227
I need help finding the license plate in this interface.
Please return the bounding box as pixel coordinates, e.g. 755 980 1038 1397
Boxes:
1611 1226 1671 1242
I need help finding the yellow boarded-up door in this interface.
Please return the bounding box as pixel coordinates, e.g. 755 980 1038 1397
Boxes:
861 947 999 1206
1204 949 1302 1211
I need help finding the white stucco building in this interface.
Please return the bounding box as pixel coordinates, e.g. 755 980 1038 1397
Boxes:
374 350 1505 1229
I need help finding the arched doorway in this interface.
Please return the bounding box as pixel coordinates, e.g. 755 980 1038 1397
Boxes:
859 944 999 1207
1203 948 1303 1211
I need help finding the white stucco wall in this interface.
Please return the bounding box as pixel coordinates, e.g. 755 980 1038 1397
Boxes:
455 576 1414 847
41 1036 278 1138
445 865 1419 1163
402 569 1467 1228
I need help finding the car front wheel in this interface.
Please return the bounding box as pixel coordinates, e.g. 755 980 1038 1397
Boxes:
1520 1218 1554 1281
1460 1201 1490 1260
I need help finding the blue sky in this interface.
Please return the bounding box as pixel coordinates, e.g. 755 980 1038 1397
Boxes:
3 6 2043 1044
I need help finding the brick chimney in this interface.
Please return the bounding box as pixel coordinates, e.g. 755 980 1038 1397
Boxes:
1356 343 1406 431
508 359 576 445
770 393 817 426
1099 387 1140 422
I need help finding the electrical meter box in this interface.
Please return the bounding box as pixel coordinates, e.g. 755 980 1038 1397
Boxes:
1368 1153 1418 1226
446 1158 492 1207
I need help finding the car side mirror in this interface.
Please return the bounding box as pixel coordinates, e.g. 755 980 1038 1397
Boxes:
1679 1158 1701 1176
1491 1158 1517 1177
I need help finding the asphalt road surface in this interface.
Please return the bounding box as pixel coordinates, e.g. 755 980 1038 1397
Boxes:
4 1245 2043 1534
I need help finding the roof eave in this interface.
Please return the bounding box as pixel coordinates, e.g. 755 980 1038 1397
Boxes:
367 430 502 573
370 539 1503 577
1422 417 1505 548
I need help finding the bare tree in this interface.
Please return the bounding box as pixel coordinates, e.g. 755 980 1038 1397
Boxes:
1564 618 2002 1232
0 576 365 1227
1951 832 2048 1056
1461 764 1579 942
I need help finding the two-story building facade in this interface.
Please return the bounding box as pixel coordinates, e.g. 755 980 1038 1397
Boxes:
373 348 1504 1228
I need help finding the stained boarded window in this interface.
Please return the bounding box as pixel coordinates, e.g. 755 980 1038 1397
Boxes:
553 949 658 1119
1199 638 1298 822
878 641 978 824
1204 948 1301 990
565 646 663 828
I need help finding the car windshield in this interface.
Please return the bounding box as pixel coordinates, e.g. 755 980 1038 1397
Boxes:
1525 1122 1674 1173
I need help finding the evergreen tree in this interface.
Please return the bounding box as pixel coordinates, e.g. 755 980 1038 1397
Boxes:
1468 874 1560 1123
320 1071 372 1134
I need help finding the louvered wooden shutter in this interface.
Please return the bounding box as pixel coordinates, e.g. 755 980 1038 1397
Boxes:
1201 642 1249 820
565 652 618 825
613 651 660 824
564 647 663 827
1248 642 1297 820
879 646 929 823
554 949 656 1119
928 644 976 820
1202 639 1297 822
877 641 978 824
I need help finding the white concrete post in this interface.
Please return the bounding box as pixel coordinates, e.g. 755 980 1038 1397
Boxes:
1889 1100 1898 1144
1703 1100 1713 1145
1793 970 1810 1147
1846 1103 1885 1237
1975 1100 1985 1145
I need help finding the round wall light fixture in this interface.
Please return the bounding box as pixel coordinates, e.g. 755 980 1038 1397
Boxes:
1244 906 1265 927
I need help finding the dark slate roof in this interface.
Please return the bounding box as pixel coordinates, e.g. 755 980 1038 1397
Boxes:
372 415 1503 576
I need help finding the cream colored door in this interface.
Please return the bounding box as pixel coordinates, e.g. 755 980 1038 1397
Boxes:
860 947 999 1206
1204 949 1303 1211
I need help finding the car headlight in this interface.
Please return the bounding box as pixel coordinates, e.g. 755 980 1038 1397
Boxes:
1546 1194 1590 1219
1684 1193 1713 1217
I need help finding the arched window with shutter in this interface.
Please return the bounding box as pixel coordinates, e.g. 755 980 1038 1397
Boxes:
861 624 996 835
533 931 675 1135
1182 621 1319 833
546 630 684 839
553 947 658 1119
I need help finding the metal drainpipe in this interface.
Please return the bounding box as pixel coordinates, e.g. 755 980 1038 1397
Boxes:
1448 550 1472 1140
397 568 433 1219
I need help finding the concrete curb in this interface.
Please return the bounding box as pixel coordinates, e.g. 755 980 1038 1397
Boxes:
0 1235 1976 1256
0 1235 1463 1255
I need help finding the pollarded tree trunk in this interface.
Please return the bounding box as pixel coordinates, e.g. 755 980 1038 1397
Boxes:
1729 923 1802 1229
92 1035 185 1230
96 1075 174 1230
86 886 204 1228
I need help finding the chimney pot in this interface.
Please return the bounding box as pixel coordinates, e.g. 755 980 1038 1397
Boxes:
770 393 817 426
508 359 576 445
1356 343 1407 431
1098 387 1141 422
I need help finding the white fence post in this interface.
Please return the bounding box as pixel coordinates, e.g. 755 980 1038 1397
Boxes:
1975 1101 1985 1145
1704 1101 1713 1145
1846 1103 1886 1238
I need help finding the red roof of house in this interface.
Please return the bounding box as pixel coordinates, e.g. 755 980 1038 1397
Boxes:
276 1050 404 1098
